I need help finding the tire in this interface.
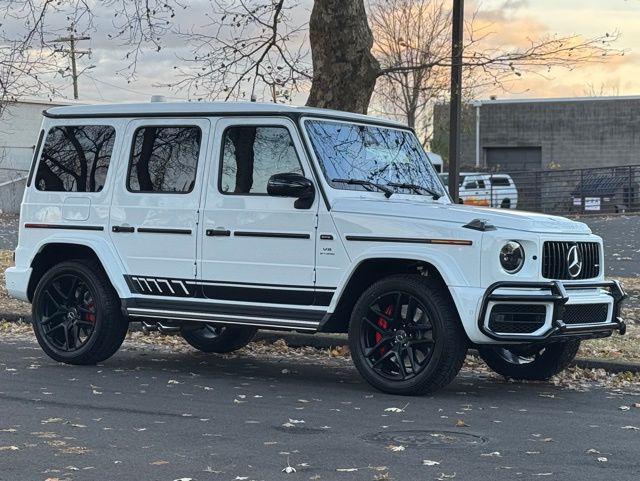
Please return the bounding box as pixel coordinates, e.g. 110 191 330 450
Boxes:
500 198 511 209
181 323 257 353
32 260 129 365
477 340 580 380
348 274 467 395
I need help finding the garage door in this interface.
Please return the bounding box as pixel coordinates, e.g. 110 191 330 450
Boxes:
485 147 542 172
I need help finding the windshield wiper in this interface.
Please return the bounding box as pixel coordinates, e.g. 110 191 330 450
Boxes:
387 182 442 200
332 178 394 198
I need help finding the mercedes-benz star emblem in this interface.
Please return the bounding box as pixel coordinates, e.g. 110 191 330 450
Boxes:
567 244 583 278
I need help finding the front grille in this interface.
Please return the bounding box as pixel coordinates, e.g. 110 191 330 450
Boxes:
488 304 547 334
542 241 600 280
562 304 609 324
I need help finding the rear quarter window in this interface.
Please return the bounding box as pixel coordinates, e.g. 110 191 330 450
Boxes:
34 125 116 192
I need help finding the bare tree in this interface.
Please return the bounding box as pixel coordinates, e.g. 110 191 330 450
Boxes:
169 0 311 102
0 0 627 117
369 0 623 140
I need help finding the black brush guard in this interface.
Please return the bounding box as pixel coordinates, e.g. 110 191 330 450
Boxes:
478 280 627 342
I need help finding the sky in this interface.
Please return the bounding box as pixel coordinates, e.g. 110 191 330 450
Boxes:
29 0 640 104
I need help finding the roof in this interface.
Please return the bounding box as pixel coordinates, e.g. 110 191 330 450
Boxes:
44 101 408 127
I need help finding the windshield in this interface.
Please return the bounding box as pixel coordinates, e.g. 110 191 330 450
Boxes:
305 119 448 199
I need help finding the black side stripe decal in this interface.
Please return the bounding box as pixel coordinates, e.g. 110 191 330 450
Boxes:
345 235 473 246
25 223 104 231
125 275 335 307
234 231 311 239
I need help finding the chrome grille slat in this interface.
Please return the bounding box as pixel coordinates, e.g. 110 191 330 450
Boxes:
542 241 600 280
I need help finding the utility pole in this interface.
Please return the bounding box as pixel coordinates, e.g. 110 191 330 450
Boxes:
53 32 91 100
448 0 464 202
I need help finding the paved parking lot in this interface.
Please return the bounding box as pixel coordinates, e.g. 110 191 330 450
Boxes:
1 337 639 481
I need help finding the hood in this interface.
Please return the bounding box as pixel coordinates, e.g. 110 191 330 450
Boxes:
330 197 592 234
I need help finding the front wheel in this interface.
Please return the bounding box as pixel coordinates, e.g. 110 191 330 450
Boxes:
180 323 257 353
348 274 468 395
478 340 580 380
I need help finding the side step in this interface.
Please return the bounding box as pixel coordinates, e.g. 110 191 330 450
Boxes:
127 307 322 332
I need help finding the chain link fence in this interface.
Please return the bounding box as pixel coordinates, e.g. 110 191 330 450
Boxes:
479 165 640 216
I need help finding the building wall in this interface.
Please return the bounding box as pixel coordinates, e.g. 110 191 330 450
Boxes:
433 97 640 171
0 101 54 171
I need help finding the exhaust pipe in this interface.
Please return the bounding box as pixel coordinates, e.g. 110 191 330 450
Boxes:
141 321 158 334
157 322 181 335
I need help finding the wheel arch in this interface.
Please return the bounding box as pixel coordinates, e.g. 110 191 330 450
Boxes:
321 252 469 333
27 237 128 301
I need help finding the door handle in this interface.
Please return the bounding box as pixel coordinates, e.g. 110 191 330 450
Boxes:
206 228 231 237
112 225 135 233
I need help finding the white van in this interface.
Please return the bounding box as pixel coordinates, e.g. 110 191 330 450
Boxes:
440 172 518 209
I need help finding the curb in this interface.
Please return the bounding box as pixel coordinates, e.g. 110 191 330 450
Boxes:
3 317 639 374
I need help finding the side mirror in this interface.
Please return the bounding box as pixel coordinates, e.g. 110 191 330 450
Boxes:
267 172 315 209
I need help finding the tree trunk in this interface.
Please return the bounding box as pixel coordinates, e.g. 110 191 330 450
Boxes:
306 0 380 114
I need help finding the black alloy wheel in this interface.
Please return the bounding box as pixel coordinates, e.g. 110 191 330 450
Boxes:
35 273 98 353
32 260 129 365
360 291 435 381
180 323 257 353
349 274 468 395
478 340 581 380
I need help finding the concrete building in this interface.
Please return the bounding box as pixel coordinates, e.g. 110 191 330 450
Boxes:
432 96 640 172
0 99 71 213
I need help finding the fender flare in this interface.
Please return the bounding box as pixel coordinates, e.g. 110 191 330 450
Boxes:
327 245 476 314
29 234 129 298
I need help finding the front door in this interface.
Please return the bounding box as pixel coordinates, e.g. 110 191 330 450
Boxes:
110 118 210 296
199 117 319 309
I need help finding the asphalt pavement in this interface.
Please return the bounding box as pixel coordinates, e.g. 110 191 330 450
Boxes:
1 337 639 481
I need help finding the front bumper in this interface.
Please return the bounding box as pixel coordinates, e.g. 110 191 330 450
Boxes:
478 280 626 342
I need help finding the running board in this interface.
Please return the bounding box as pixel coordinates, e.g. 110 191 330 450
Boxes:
126 307 321 332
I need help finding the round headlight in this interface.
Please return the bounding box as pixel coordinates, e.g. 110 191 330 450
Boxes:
500 241 525 274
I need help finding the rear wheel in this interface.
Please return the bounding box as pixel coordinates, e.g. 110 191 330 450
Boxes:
500 198 511 209
180 323 257 353
478 340 580 380
348 274 467 395
32 260 128 365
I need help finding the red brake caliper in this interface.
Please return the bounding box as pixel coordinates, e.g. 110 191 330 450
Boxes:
85 301 96 324
375 305 394 354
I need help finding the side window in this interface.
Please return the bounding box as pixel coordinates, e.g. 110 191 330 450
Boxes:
127 126 202 193
465 180 478 189
35 125 116 192
220 126 303 194
491 176 511 187
477 180 486 189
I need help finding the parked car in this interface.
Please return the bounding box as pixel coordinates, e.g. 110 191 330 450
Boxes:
5 101 626 395
440 172 518 208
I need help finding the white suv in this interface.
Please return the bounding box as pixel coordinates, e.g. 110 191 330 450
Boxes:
5 102 626 395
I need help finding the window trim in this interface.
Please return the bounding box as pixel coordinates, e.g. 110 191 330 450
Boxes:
26 129 45 188
34 124 117 194
217 124 306 197
125 124 203 195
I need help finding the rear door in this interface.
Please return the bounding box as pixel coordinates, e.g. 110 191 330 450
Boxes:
109 118 210 295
